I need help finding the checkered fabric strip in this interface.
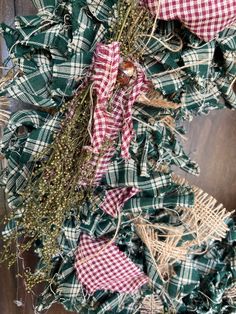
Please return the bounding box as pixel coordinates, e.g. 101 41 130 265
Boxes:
101 159 194 214
75 233 148 294
36 260 143 314
132 106 200 175
92 147 118 184
103 159 172 195
0 110 61 208
87 0 117 23
120 66 149 159
123 186 194 214
100 187 140 217
90 42 121 152
31 0 59 13
91 85 146 181
0 0 116 109
79 44 124 184
141 0 236 41
86 44 150 183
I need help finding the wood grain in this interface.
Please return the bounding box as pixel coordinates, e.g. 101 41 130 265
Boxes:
0 1 236 314
0 0 15 69
178 109 236 211
0 1 18 314
14 0 36 16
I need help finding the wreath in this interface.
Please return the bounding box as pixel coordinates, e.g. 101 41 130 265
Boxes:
0 0 236 313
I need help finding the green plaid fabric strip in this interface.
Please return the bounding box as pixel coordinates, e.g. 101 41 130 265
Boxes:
142 21 236 113
96 292 142 314
132 105 200 175
182 41 215 78
222 51 236 77
103 159 172 194
227 220 236 245
36 259 84 313
181 83 224 114
149 71 186 95
166 227 236 313
217 76 236 109
0 110 62 208
58 213 81 254
217 27 236 52
167 258 200 299
87 0 117 23
0 0 117 108
32 0 59 13
80 208 117 238
123 188 194 214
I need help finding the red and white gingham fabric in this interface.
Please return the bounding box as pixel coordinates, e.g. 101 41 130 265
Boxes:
140 0 236 41
85 42 148 183
75 233 148 294
90 42 121 153
100 187 140 217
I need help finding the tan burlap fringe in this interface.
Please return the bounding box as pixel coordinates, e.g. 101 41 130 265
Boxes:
135 174 234 280
139 294 175 314
135 218 194 280
172 174 233 244
224 285 236 304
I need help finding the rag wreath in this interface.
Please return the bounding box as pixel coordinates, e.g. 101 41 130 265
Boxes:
0 1 235 313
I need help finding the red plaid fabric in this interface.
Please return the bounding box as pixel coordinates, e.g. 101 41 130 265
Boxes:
100 187 140 217
75 233 148 294
141 0 236 41
84 43 148 183
90 88 125 183
91 42 121 152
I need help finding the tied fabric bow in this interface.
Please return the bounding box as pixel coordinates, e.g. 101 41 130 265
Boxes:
141 0 236 41
75 233 148 294
87 42 148 183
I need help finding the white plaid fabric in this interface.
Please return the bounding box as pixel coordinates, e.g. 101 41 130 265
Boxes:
141 0 236 41
75 233 148 294
100 187 140 217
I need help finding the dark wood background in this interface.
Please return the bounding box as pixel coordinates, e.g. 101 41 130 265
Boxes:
0 1 236 313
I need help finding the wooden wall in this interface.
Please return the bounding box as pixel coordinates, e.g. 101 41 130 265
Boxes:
0 1 236 313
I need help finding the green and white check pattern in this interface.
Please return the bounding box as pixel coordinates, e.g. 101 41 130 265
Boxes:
142 22 236 115
0 0 117 107
0 110 62 208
